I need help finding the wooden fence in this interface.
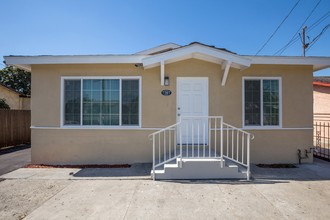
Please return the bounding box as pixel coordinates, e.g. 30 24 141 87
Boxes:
0 110 31 148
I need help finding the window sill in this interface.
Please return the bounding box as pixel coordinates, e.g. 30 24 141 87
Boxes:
242 126 282 130
60 125 141 129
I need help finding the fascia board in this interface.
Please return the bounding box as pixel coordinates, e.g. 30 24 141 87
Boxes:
247 56 330 66
247 56 330 71
4 55 148 66
142 44 251 68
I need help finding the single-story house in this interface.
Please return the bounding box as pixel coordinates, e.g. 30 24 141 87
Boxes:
0 83 30 110
4 42 330 179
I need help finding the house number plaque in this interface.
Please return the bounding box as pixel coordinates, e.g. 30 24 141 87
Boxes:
161 90 172 96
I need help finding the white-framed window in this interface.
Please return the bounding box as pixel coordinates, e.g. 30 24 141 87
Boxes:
242 77 282 128
61 76 141 127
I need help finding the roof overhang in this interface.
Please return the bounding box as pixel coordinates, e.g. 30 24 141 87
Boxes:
246 56 330 72
3 43 330 74
4 55 149 71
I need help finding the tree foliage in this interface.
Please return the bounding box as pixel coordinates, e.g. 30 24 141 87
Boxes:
0 98 10 109
0 66 31 95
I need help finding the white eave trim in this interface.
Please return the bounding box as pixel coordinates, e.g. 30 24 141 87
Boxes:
247 56 330 71
142 44 252 69
4 55 149 71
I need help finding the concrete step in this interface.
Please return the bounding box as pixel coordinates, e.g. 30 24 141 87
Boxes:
151 158 248 180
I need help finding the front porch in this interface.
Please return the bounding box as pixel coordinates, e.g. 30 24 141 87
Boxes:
150 116 254 180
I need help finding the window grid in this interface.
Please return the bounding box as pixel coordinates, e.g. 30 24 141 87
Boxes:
63 77 140 127
244 78 281 127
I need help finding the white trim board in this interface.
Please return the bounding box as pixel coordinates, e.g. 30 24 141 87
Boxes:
30 126 312 131
30 126 162 130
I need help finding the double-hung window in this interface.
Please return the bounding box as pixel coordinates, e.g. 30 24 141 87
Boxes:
243 77 281 127
62 77 141 127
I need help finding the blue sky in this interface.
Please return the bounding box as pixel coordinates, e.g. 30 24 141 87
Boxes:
1 0 329 75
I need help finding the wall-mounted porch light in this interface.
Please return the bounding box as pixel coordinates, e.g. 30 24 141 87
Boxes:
164 76 170 86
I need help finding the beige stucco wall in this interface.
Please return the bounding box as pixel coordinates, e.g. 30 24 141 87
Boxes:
31 60 313 165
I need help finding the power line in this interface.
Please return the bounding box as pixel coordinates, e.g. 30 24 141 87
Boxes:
306 23 330 52
274 10 330 55
274 0 322 55
255 0 301 55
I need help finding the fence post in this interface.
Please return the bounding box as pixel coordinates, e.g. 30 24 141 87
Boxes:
152 134 155 181
220 117 223 168
247 134 250 181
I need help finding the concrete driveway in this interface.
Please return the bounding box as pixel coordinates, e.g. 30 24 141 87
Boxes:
0 145 31 175
0 159 330 220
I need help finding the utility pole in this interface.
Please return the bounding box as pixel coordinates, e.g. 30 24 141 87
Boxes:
302 26 308 56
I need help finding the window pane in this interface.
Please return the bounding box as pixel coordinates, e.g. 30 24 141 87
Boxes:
70 78 140 127
244 80 261 126
263 80 279 126
122 79 139 125
82 79 120 126
64 80 81 125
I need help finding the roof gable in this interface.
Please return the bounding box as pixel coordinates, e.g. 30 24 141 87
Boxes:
142 43 251 70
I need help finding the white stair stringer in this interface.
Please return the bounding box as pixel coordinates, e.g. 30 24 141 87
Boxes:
151 158 248 180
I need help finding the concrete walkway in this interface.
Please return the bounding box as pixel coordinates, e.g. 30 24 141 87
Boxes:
0 159 330 220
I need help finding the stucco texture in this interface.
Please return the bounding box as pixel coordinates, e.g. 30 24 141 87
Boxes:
30 60 313 164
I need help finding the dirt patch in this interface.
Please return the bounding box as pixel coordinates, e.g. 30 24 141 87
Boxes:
24 164 131 169
256 164 297 168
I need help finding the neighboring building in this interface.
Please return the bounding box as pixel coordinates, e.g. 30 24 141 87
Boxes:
313 77 330 114
4 42 330 178
0 83 30 110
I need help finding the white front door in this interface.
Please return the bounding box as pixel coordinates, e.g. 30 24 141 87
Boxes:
177 77 208 144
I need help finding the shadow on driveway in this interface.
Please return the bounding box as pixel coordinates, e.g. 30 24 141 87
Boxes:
72 158 330 184
0 145 31 176
73 163 152 179
0 144 31 155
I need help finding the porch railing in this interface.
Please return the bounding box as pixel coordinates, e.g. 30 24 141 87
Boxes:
149 116 254 180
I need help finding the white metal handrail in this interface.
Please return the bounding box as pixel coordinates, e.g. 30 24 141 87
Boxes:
150 116 254 180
